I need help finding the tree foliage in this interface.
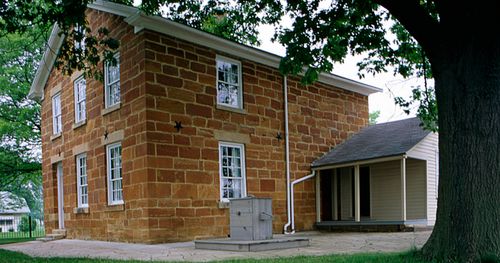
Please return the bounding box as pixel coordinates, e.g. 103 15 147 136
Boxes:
368 110 380 125
17 215 38 232
0 25 46 219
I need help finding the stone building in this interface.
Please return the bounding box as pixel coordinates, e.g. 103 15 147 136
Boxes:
29 0 380 243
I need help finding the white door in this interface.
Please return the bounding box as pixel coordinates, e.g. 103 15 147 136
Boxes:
56 162 65 229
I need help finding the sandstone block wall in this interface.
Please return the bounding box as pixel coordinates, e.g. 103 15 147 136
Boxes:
41 9 368 243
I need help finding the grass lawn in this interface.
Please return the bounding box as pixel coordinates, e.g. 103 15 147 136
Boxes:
0 238 36 245
0 249 433 263
0 230 45 239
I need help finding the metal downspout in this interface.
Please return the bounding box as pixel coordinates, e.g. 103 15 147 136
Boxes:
290 170 316 233
283 75 293 234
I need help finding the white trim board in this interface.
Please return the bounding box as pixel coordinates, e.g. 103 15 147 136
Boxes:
29 0 381 100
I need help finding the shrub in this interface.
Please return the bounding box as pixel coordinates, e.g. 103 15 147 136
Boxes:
17 216 37 232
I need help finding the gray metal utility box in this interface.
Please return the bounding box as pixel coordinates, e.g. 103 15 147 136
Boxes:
229 197 273 241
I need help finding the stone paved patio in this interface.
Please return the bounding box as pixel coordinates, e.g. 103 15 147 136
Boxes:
0 231 431 262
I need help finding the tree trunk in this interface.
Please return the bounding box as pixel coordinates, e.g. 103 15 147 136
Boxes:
422 40 500 262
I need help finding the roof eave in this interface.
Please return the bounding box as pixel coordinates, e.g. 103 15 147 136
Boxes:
28 25 64 100
29 0 381 99
311 153 406 170
122 10 381 96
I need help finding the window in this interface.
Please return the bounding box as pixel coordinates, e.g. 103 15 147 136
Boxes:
216 56 242 109
104 53 120 108
74 76 86 123
74 24 85 53
219 142 246 201
0 220 13 225
106 142 123 205
52 93 62 134
76 154 88 208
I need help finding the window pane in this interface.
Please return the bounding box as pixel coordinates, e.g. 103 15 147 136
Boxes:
233 147 240 157
218 70 226 82
233 168 241 177
110 83 120 105
107 63 119 83
230 64 238 75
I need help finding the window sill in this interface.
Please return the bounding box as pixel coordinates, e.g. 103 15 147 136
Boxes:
102 103 121 116
216 104 246 114
50 133 62 141
72 120 86 130
73 207 89 214
105 203 125 212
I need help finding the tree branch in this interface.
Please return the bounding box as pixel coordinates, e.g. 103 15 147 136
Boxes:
374 0 442 59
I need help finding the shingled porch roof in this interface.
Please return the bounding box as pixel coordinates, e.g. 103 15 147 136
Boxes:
312 117 431 169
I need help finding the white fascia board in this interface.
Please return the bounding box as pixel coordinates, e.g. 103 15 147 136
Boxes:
123 12 381 95
311 155 405 171
88 0 137 17
124 12 282 69
318 73 382 95
28 25 64 100
30 0 381 100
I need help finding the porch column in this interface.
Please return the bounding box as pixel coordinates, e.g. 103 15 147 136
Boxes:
401 157 407 221
316 171 321 222
333 169 338 220
354 165 360 222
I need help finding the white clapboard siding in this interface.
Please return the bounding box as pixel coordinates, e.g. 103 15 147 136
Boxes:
407 132 439 225
339 167 353 220
370 160 402 220
406 158 427 220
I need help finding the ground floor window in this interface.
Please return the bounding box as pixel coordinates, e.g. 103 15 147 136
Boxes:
76 153 88 207
219 142 246 202
106 142 123 205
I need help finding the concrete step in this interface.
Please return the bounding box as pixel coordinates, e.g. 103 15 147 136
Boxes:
36 234 65 242
195 237 310 252
52 229 67 236
36 229 66 242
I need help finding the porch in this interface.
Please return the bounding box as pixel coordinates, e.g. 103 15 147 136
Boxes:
313 156 429 231
307 118 436 232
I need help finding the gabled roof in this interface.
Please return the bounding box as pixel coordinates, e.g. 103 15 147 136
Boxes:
0 192 31 214
28 0 381 100
312 117 432 168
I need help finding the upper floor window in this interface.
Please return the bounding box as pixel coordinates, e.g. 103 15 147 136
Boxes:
219 142 246 202
105 53 120 108
107 142 123 205
52 93 62 135
76 153 88 208
216 56 242 109
74 76 86 123
74 24 85 53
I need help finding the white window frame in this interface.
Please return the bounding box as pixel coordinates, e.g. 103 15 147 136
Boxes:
216 55 243 109
76 153 88 208
104 52 120 108
52 93 62 135
106 142 123 205
218 142 247 202
74 76 86 123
